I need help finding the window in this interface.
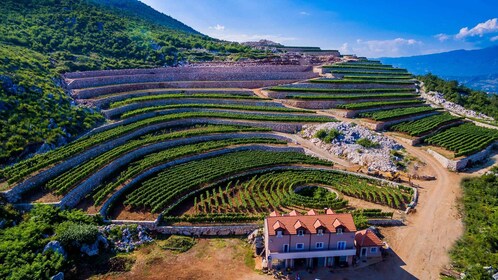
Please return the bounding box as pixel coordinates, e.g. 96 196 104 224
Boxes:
336 228 343 234
337 241 346 250
317 229 324 236
276 230 283 238
370 247 378 253
296 243 304 250
297 229 304 236
316 242 324 249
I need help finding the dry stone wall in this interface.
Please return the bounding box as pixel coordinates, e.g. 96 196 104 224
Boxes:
428 141 498 171
64 65 314 79
67 71 317 89
278 82 415 90
60 134 292 208
278 97 420 110
5 118 298 203
97 146 305 216
102 99 284 119
90 89 254 108
73 80 308 99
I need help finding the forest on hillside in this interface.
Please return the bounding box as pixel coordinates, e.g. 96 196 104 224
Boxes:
417 74 498 121
0 0 262 165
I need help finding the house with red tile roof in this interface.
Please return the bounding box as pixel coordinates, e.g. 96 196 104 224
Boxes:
264 209 361 269
355 229 383 260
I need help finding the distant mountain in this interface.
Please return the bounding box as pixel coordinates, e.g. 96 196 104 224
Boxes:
378 45 498 93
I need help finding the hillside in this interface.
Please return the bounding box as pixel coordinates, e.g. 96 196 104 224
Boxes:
91 0 201 35
0 0 259 165
378 45 498 93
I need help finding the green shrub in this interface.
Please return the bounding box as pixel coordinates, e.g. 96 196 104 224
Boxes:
323 129 342 143
55 222 99 248
357 138 380 149
314 129 328 140
159 235 197 252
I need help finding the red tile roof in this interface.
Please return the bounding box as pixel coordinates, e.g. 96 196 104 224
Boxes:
326 209 335 214
269 211 279 217
267 211 356 235
307 209 317 215
355 229 383 247
273 221 286 230
289 210 299 216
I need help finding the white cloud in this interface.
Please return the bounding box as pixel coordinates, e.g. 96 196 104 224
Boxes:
209 24 225 31
299 11 311 16
490 35 498 42
339 43 350 53
345 38 423 57
434 33 450 42
456 18 498 39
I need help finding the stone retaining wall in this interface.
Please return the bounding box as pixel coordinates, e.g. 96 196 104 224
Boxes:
67 71 317 89
82 117 303 141
111 107 321 123
367 219 404 226
103 220 260 236
88 89 254 108
364 111 441 131
428 141 498 171
277 97 420 110
101 164 415 220
97 146 305 216
279 82 415 90
64 65 314 79
323 103 425 118
103 99 285 119
59 134 292 208
319 68 409 75
73 80 308 99
4 118 301 203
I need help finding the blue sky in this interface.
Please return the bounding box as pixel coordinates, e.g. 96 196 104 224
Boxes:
140 0 498 57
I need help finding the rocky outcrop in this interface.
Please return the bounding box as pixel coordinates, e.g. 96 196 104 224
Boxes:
50 272 64 280
80 234 109 256
301 122 404 172
43 241 67 259
421 90 494 122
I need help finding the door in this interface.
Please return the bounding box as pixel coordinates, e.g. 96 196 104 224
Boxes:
283 244 289 252
361 247 367 257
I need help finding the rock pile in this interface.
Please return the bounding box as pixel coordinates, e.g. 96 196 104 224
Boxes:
422 90 494 121
100 224 153 252
302 122 404 172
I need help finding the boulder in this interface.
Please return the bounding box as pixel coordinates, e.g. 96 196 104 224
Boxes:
50 272 64 280
43 241 67 259
80 241 99 256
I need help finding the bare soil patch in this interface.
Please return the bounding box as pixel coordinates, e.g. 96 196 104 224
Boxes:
93 238 267 280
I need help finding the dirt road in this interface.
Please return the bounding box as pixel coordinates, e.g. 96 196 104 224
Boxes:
378 137 464 279
285 131 465 279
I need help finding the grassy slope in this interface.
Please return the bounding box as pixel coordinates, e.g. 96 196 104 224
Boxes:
0 0 260 165
450 168 498 278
